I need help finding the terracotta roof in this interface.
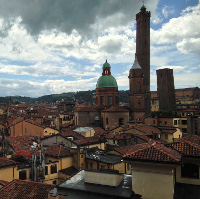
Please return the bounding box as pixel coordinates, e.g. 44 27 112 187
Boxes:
105 132 132 140
61 125 77 132
9 119 45 129
62 132 104 146
101 106 129 112
7 136 39 152
61 123 71 128
134 125 161 135
166 135 200 157
93 127 108 136
123 142 181 164
135 134 152 142
59 166 79 176
0 179 55 199
0 157 16 168
75 106 98 112
175 87 199 91
45 145 72 157
161 129 177 134
133 134 166 144
61 126 105 146
0 180 9 186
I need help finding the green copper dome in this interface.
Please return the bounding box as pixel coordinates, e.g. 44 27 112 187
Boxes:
103 60 110 68
96 75 118 88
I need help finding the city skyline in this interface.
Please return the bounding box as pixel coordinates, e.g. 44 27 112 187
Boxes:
0 0 199 97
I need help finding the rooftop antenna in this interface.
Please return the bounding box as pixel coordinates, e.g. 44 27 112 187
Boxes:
142 0 144 6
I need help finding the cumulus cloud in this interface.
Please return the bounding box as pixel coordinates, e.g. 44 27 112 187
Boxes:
85 64 101 72
0 62 100 77
0 0 199 97
177 38 200 55
0 0 159 39
151 3 200 50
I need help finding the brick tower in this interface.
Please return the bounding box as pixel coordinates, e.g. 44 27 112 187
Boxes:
157 68 176 111
136 5 151 116
129 55 145 122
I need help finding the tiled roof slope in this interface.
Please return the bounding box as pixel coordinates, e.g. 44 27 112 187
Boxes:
0 180 9 186
161 129 177 134
166 135 200 157
0 179 55 199
101 106 129 112
134 125 161 135
59 166 79 176
123 142 181 164
105 132 131 140
175 87 199 91
75 106 98 112
9 119 45 129
0 157 16 168
45 145 72 157
61 128 105 146
7 136 39 152
93 127 108 136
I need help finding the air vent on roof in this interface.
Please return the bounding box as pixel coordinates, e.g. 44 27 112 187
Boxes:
67 137 74 141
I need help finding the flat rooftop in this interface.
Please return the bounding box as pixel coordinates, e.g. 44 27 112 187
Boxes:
49 170 140 199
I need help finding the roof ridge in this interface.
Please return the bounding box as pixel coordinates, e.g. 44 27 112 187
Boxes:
124 143 151 157
13 179 56 186
152 143 180 162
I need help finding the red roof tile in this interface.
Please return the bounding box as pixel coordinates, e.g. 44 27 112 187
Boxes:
93 127 108 136
61 127 104 146
175 87 199 91
134 125 161 135
0 157 16 168
0 180 9 186
101 106 129 112
105 132 132 140
59 166 79 176
7 136 39 153
161 129 177 134
9 119 45 129
75 106 98 112
0 179 55 199
45 145 72 157
166 135 200 157
123 142 181 163
135 134 152 142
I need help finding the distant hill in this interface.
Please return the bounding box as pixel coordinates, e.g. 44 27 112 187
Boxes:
0 90 129 105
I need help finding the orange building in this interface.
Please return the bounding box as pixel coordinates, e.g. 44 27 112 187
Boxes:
9 119 45 138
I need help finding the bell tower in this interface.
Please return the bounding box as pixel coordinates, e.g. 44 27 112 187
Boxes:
136 5 151 116
129 55 145 122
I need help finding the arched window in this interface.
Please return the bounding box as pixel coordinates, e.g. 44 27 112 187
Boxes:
137 82 141 92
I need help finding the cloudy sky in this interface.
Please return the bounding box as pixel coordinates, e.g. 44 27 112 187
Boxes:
0 0 199 97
